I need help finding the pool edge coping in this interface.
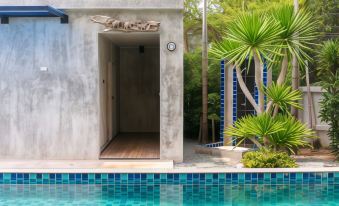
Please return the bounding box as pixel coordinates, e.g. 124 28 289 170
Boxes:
0 167 338 173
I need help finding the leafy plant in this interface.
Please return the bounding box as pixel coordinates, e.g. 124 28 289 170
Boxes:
268 114 314 154
242 148 297 168
225 113 285 148
317 40 339 160
184 49 221 139
264 83 303 114
271 5 318 71
225 113 314 153
210 12 284 113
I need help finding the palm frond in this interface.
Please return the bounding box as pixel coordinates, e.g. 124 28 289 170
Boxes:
271 5 319 66
210 12 284 66
269 114 315 154
264 83 303 112
225 113 285 147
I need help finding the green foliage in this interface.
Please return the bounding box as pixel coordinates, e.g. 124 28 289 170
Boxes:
317 40 339 78
225 113 314 153
270 5 318 67
225 113 285 148
184 0 294 52
211 12 283 66
242 148 298 168
269 114 314 154
265 83 303 113
184 49 221 138
317 40 339 159
302 0 338 37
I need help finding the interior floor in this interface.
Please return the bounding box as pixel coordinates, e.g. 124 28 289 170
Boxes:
100 133 160 159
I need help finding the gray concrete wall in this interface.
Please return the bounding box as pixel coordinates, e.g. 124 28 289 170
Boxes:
111 45 120 140
0 8 183 161
0 15 100 159
298 86 330 147
0 0 183 9
98 35 112 149
119 47 160 133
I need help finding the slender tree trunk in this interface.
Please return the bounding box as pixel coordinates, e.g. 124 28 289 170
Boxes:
277 50 288 85
305 61 314 128
211 118 215 143
242 0 246 11
249 137 263 148
198 114 202 143
291 0 300 118
254 52 264 113
184 29 189 53
235 65 261 113
201 0 209 144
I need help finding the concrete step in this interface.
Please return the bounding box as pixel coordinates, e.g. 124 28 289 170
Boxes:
0 160 174 173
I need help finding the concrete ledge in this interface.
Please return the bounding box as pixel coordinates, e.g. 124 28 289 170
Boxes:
0 0 184 10
0 167 338 174
0 160 173 172
194 145 251 163
300 86 323 93
316 124 330 131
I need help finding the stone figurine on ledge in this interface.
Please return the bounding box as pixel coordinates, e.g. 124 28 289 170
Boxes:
90 15 160 32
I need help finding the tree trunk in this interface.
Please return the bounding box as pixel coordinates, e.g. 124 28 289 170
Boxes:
254 52 264 113
305 62 314 128
184 29 189 53
235 65 261 113
198 114 202 143
291 0 300 118
201 0 209 144
211 118 215 143
277 50 288 85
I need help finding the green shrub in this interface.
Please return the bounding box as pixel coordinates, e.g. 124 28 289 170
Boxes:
242 149 298 168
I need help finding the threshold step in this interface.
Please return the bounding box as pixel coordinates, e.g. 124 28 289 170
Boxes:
0 160 174 172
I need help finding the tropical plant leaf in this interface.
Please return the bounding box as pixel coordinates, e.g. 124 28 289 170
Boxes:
210 12 284 66
268 114 315 154
270 5 319 66
225 113 285 147
264 83 303 113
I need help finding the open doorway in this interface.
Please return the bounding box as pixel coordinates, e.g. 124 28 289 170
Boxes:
98 33 160 159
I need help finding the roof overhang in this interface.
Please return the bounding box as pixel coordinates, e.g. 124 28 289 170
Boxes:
0 6 68 24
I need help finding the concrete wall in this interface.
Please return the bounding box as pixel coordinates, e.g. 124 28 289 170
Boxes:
0 15 100 159
119 47 160 133
298 86 330 147
98 35 112 149
0 0 184 9
111 45 119 140
0 4 183 161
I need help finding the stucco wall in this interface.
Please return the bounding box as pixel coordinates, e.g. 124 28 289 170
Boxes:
98 35 113 149
0 0 183 9
298 86 330 147
0 8 183 161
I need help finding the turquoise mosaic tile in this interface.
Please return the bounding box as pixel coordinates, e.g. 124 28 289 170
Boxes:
0 172 337 185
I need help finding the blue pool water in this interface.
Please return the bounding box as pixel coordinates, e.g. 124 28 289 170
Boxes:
0 183 338 206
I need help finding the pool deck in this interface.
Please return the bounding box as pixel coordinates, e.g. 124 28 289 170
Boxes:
0 139 338 174
0 160 338 173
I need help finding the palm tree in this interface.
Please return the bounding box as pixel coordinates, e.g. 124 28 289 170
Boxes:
225 113 313 153
317 40 339 159
291 0 299 117
201 0 209 144
225 83 314 153
272 5 318 86
210 12 283 113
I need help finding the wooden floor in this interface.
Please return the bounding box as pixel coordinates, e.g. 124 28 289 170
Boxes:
100 133 160 159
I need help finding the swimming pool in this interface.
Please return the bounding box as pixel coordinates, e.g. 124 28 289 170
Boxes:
0 172 338 206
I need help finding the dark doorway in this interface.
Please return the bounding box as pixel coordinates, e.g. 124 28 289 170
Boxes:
99 33 160 159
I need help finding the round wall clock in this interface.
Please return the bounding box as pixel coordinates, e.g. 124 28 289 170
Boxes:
167 42 176 51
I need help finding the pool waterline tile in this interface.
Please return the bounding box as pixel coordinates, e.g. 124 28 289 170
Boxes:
0 172 337 185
